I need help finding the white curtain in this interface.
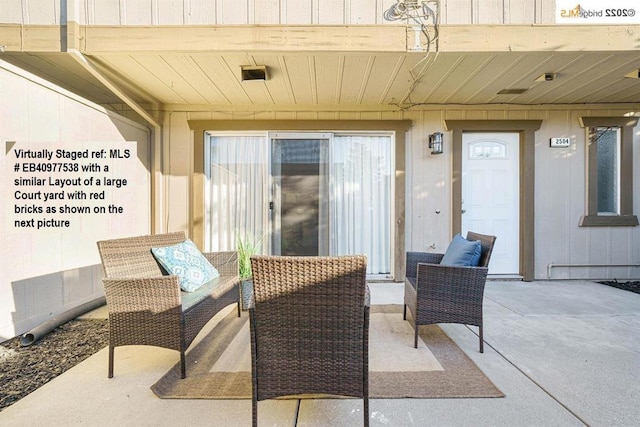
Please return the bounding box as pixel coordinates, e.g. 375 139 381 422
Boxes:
330 135 392 274
206 135 268 252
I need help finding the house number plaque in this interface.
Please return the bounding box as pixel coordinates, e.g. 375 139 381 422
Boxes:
550 137 571 148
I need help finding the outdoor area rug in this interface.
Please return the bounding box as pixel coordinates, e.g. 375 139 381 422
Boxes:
151 304 504 399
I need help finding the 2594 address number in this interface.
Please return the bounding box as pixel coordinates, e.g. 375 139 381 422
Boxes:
550 137 570 148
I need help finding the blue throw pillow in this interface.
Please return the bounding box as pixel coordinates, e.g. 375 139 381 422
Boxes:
440 234 482 267
151 239 220 292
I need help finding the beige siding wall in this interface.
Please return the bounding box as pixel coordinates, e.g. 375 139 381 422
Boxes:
3 0 63 24
535 108 640 280
441 0 554 24
162 106 640 281
3 0 555 25
0 61 152 339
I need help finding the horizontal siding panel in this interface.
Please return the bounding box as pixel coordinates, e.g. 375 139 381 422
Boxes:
350 0 376 24
219 0 248 24
284 0 313 24
2 0 561 25
443 0 473 24
26 0 60 25
318 0 346 24
157 0 187 25
90 0 122 25
1 1 25 24
478 0 505 24
253 0 281 24
121 0 154 25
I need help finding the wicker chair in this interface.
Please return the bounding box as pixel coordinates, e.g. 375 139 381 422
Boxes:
403 232 496 352
97 232 240 378
249 255 370 427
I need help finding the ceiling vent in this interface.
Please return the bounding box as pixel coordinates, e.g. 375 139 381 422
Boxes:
497 88 528 95
241 65 268 81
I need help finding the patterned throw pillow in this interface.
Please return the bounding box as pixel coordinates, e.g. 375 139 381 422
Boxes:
151 239 220 292
440 234 482 267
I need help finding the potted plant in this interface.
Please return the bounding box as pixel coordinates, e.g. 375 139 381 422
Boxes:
236 231 261 310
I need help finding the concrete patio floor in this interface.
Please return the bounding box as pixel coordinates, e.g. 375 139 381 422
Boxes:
1 279 638 426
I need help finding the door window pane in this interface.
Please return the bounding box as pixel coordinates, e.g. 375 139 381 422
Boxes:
468 140 507 159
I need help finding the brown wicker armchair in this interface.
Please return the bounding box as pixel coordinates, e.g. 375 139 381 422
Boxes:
249 255 370 427
404 232 496 352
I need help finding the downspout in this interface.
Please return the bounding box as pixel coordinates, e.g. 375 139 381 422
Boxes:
65 1 164 232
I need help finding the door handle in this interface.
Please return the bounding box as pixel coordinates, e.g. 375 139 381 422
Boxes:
269 201 274 210
461 209 466 214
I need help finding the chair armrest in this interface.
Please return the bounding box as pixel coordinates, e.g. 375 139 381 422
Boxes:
103 276 182 314
406 251 444 278
203 251 239 277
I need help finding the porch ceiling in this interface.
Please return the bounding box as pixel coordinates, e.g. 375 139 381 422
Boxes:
2 24 640 112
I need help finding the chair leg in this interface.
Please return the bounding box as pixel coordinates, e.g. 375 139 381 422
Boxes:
403 304 407 320
364 396 369 427
180 351 187 379
108 345 114 378
479 325 484 353
237 301 241 317
414 324 419 349
252 397 257 427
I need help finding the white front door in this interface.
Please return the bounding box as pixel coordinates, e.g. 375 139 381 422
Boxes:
462 132 519 275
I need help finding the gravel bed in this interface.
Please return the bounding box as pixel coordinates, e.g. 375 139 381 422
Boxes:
0 318 108 411
596 280 640 295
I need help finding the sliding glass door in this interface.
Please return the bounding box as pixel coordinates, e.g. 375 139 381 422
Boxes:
270 134 331 256
205 131 393 276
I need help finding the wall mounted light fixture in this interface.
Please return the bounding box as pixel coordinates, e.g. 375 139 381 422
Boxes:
535 72 556 82
428 132 443 155
624 69 640 79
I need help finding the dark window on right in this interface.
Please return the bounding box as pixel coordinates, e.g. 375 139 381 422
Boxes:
595 127 619 215
579 117 638 227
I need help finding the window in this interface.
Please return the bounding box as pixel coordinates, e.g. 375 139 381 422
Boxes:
595 127 619 215
579 117 639 226
468 140 508 159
